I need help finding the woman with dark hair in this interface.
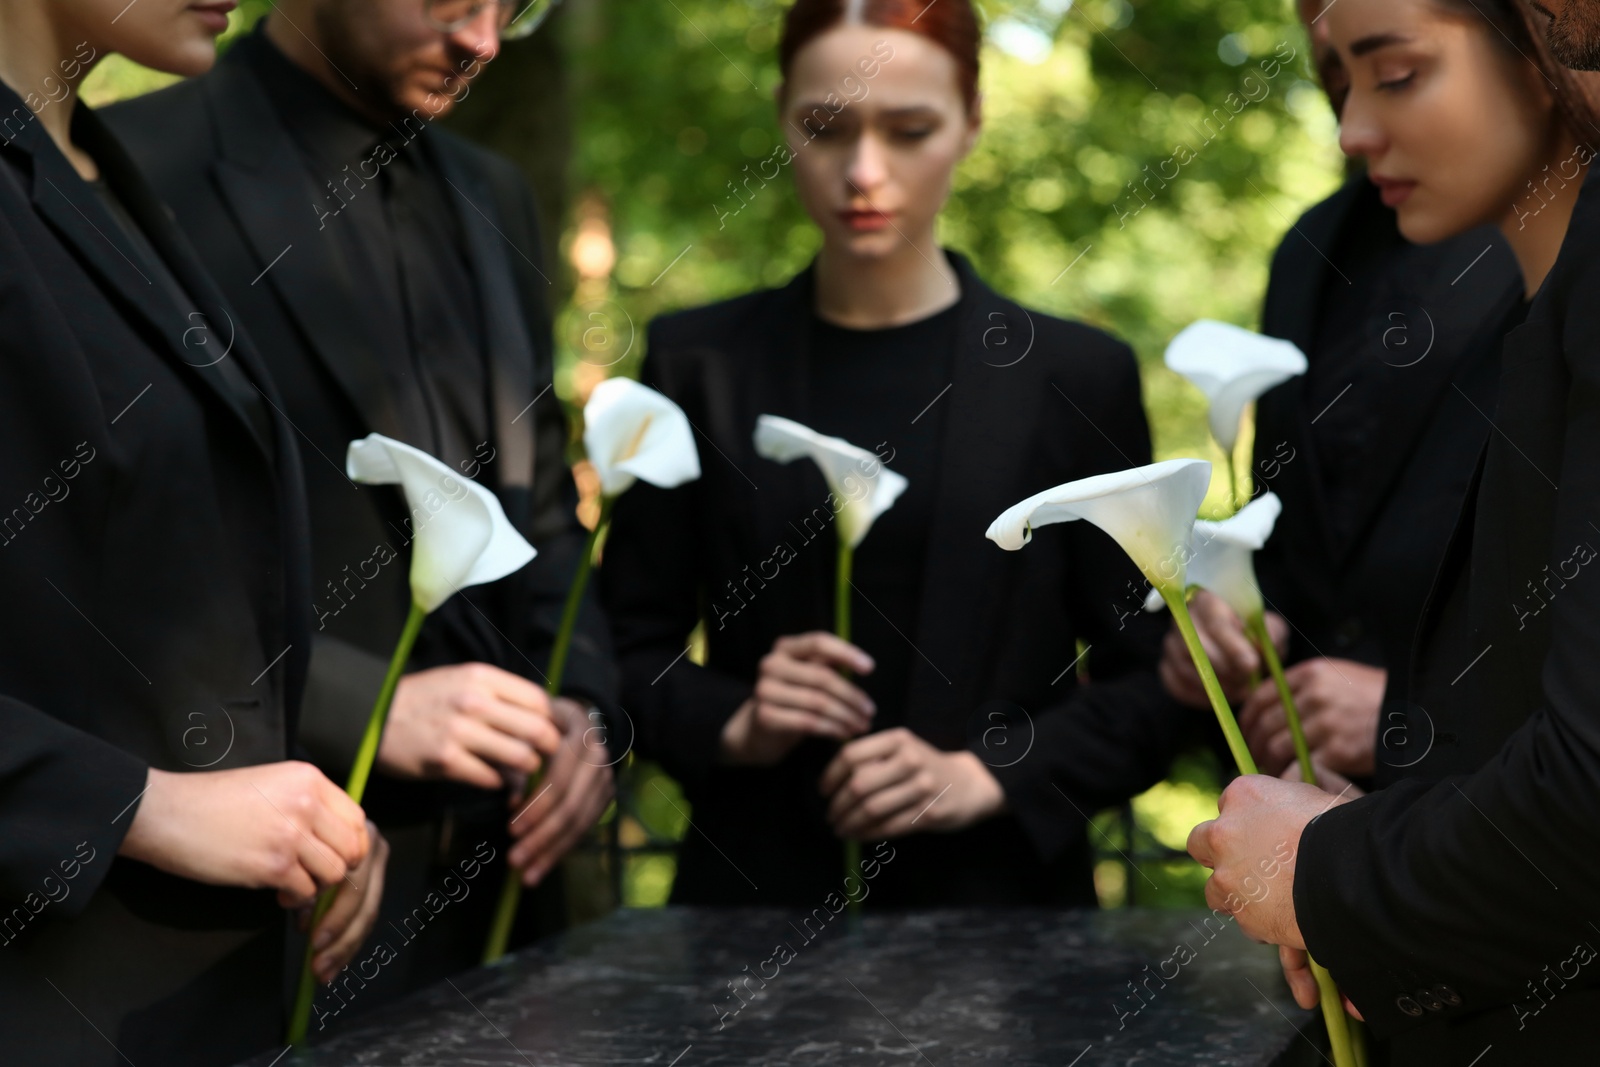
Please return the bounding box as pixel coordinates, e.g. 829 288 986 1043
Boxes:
602 0 1199 908
1187 0 1600 1060
0 2 387 1062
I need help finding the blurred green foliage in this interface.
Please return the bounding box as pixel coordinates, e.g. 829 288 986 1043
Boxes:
558 0 1343 509
84 0 1347 910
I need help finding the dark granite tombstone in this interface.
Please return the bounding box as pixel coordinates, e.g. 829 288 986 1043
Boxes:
247 907 1323 1065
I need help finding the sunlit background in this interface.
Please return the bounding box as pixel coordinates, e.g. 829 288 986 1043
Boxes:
88 0 1346 913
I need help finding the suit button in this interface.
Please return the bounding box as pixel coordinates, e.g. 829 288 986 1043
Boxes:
1396 994 1425 1017
1416 989 1444 1012
1434 984 1461 1007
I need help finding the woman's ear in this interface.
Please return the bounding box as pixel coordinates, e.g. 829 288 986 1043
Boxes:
960 92 984 156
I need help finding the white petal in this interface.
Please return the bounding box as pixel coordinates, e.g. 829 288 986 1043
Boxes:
1165 321 1307 452
583 377 701 498
753 415 908 548
986 458 1212 592
347 434 536 613
1183 493 1282 619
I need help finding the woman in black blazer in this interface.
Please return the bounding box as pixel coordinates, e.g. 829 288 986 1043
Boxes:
602 0 1197 909
0 5 383 1063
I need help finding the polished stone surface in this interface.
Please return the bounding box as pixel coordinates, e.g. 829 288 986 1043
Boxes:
247 907 1318 1066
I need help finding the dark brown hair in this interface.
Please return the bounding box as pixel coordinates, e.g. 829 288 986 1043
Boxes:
1437 0 1600 139
778 0 983 108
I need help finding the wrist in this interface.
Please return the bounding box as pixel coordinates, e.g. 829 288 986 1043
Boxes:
717 699 755 765
951 750 1007 821
117 766 167 864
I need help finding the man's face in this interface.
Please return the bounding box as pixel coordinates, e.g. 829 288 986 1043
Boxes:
1532 0 1600 70
310 0 500 121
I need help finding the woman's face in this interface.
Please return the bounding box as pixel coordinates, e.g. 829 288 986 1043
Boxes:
64 0 234 78
1327 0 1562 243
780 24 979 260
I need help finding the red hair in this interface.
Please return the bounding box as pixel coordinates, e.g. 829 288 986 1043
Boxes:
778 0 982 108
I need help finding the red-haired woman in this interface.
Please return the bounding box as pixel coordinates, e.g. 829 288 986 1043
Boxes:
602 0 1198 907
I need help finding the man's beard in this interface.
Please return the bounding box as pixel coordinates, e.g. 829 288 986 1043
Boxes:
1547 2 1600 70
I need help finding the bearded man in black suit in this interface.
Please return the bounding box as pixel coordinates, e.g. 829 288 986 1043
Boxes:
104 0 620 1025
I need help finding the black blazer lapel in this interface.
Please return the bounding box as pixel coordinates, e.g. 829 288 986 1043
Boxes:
22 101 274 466
202 53 405 442
430 140 537 510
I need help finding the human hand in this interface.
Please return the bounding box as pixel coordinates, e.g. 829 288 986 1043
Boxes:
1159 592 1285 707
119 762 370 907
378 663 562 788
819 727 1006 839
1279 946 1364 1018
1280 758 1367 799
719 633 875 766
303 821 389 983
1241 659 1383 777
506 697 616 887
1186 774 1354 947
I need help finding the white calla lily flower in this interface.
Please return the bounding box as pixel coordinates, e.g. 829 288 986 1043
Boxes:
986 459 1212 596
1144 492 1282 616
347 433 536 613
583 377 701 497
1165 320 1307 454
753 415 908 549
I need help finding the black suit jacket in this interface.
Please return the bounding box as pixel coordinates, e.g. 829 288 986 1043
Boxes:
1295 169 1600 1059
0 86 312 1065
601 251 1200 907
102 47 617 802
1255 177 1519 698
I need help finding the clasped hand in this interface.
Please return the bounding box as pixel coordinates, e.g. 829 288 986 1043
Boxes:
719 631 1005 839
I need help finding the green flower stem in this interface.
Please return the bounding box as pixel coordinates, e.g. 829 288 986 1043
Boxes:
1227 457 1242 513
836 539 853 645
288 598 426 1044
1247 613 1313 783
1166 590 1356 1067
483 497 614 965
1163 590 1256 776
1350 1019 1370 1067
1250 615 1361 1066
545 496 613 697
836 540 863 926
1315 956 1359 1067
481 848 525 966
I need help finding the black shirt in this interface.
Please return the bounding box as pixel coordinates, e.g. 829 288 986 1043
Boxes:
807 302 958 728
233 28 489 470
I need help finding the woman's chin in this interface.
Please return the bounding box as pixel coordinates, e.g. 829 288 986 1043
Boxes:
1394 203 1466 247
119 35 219 79
826 227 907 261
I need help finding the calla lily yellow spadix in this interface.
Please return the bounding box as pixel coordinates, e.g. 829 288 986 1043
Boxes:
1165 320 1307 507
290 433 540 1044
1131 488 1357 1067
753 414 907 922
583 376 701 497
484 377 703 965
